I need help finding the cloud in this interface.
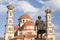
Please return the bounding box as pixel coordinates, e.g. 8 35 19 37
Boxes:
1 0 60 20
52 24 60 33
55 25 60 31
0 0 5 3
14 1 43 20
0 0 41 17
0 0 23 15
16 1 39 12
34 0 60 21
51 24 60 40
38 0 60 11
37 0 46 4
55 33 60 40
0 0 20 5
53 24 60 30
51 0 60 9
0 5 7 15
0 0 46 18
16 1 46 20
0 0 41 18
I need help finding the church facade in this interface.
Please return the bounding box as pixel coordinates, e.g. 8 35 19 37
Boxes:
4 5 55 40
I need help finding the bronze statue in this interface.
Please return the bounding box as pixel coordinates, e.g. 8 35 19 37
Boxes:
35 16 46 38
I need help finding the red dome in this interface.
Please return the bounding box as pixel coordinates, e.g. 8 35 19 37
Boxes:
19 14 31 19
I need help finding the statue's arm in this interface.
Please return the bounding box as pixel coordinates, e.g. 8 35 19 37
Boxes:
34 20 38 31
42 21 46 30
34 24 36 31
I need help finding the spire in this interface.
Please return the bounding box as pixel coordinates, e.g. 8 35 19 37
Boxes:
5 5 14 40
45 9 55 40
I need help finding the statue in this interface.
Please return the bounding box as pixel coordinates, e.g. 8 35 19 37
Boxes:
35 16 46 39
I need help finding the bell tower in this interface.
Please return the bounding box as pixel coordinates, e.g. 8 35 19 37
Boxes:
5 5 14 40
45 9 55 40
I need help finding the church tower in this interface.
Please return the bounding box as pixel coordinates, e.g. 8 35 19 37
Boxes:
45 9 55 40
5 5 14 40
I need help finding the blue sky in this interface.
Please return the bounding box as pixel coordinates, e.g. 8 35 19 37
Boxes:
0 0 60 40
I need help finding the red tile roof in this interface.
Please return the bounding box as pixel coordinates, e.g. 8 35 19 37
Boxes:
25 34 36 38
23 21 35 27
10 34 36 40
14 35 24 39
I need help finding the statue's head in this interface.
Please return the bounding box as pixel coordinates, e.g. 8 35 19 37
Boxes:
38 16 41 19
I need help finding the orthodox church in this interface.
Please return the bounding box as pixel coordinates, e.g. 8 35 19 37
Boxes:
4 5 55 40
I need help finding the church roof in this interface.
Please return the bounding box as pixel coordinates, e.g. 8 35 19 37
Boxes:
14 35 24 39
23 21 35 27
19 14 31 19
10 34 36 40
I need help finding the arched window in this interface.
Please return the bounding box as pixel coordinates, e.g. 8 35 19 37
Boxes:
48 38 53 40
49 23 51 26
49 30 52 33
49 16 51 19
28 32 32 34
9 20 12 23
20 20 22 22
26 20 28 22
51 38 53 40
8 28 12 31
8 36 11 39
23 20 25 23
10 13 12 16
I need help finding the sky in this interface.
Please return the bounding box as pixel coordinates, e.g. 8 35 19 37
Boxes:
0 0 60 40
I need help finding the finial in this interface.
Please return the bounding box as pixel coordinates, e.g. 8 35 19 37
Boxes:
45 9 52 13
7 5 14 10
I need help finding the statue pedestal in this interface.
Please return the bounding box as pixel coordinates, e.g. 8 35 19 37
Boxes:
35 38 46 40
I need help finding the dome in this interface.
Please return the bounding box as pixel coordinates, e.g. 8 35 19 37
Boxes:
23 21 35 27
45 9 52 13
19 14 31 19
7 5 14 10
